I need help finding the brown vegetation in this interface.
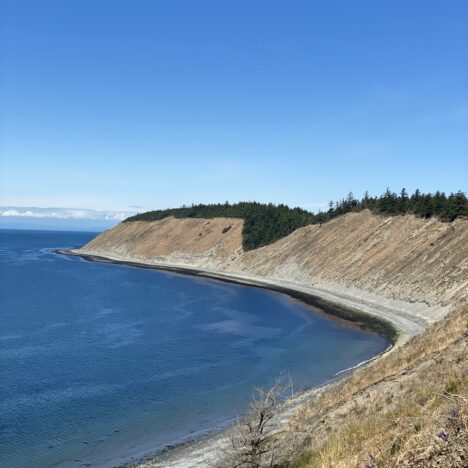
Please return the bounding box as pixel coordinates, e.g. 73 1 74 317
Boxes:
281 302 467 467
219 377 294 468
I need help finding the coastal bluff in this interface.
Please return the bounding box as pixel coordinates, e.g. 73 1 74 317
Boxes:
78 210 467 320
69 209 468 467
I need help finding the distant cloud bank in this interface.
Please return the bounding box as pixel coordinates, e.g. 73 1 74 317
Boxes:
0 206 138 231
0 207 135 221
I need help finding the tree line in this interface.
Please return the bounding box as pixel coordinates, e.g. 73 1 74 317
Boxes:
125 201 314 250
125 189 467 251
316 188 467 224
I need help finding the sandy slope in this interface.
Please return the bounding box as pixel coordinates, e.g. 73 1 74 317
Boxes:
238 211 467 308
83 217 243 269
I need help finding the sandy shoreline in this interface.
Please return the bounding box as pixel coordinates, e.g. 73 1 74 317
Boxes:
55 248 440 467
129 383 332 468
57 248 437 342
127 340 396 468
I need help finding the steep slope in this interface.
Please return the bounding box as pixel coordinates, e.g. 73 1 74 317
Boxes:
80 210 467 311
82 217 243 269
237 210 467 308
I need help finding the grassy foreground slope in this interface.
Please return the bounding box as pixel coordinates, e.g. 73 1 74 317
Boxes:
284 302 467 468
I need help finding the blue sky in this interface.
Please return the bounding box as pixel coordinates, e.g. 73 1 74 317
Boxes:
1 0 467 217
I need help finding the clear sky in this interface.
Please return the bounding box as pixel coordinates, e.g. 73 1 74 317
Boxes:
1 0 467 214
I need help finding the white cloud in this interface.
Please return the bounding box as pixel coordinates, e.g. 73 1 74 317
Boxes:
0 207 135 221
0 196 127 211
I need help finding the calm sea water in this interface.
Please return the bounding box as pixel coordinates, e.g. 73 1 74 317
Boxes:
0 229 389 467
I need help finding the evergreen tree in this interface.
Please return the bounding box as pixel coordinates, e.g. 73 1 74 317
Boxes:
126 189 467 250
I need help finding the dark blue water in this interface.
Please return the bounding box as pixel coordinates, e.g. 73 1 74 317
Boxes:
0 229 389 467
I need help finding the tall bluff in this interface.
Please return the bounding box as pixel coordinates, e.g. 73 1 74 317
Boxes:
80 210 468 309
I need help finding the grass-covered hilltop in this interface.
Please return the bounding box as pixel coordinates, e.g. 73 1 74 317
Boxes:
125 189 467 250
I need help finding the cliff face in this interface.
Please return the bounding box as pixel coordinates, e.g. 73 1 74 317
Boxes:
82 217 244 269
237 211 468 308
80 210 467 310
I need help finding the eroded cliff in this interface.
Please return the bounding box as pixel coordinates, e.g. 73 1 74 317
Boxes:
80 210 467 311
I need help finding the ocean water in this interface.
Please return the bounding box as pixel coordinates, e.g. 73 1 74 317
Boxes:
0 229 389 467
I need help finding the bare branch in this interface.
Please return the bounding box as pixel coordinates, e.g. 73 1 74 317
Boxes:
217 376 294 468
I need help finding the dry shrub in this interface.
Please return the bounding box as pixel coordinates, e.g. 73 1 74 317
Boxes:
218 377 294 468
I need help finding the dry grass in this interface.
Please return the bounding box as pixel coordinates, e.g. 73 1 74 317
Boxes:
283 303 467 468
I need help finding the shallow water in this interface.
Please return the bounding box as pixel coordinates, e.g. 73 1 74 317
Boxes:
0 229 389 467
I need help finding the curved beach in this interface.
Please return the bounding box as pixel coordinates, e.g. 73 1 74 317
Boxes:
53 211 466 467
55 248 438 467
58 248 433 343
